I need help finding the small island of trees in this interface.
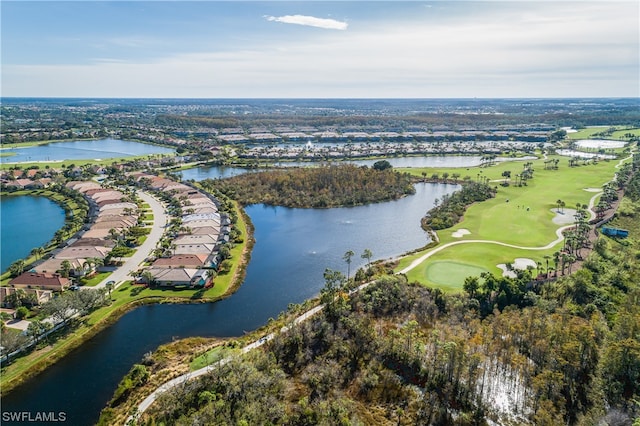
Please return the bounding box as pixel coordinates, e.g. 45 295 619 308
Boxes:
201 164 415 208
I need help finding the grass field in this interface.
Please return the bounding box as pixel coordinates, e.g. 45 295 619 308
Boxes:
396 151 632 291
424 261 489 292
567 126 640 140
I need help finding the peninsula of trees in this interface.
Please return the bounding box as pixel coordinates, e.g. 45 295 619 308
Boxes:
421 181 496 230
200 163 415 208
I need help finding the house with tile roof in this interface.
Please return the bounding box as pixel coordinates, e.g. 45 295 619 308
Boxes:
8 272 71 292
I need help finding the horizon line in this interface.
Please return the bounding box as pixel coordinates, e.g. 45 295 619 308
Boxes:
2 96 639 100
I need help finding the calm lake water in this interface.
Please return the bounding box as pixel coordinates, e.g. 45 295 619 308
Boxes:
0 195 65 272
181 155 537 181
0 139 175 163
1 183 458 425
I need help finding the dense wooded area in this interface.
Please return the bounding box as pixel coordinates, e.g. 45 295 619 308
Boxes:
141 183 640 425
422 182 496 230
199 164 415 208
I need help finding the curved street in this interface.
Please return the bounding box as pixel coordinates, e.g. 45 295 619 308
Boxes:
94 191 168 289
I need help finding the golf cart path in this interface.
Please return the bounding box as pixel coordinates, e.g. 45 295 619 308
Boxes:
400 148 638 275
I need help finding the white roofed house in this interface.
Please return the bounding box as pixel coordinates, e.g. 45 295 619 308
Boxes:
173 234 219 246
146 267 211 288
182 213 221 223
173 243 216 256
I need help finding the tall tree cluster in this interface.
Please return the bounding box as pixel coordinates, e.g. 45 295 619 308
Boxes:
203 164 415 208
422 182 496 230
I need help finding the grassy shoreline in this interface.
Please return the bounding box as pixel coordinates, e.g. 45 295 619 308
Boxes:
0 198 253 395
0 189 87 282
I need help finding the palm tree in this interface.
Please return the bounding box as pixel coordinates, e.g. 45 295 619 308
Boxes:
30 247 44 260
60 260 72 278
544 255 551 278
105 281 115 299
8 259 25 277
82 258 94 276
141 270 155 286
567 254 577 274
343 250 355 280
361 248 373 270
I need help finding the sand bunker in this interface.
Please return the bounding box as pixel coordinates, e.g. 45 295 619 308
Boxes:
497 258 537 278
551 208 577 225
452 229 471 238
583 188 602 192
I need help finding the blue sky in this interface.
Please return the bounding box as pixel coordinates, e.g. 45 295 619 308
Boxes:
2 1 638 98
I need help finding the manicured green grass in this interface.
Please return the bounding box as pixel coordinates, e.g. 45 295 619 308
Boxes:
566 126 640 141
81 272 112 287
0 153 176 171
396 153 627 291
402 243 556 292
566 127 610 140
611 128 640 139
424 261 489 292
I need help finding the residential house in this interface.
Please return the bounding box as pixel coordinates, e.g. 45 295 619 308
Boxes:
188 226 220 237
0 287 53 308
173 243 216 256
174 234 219 246
147 267 211 288
56 245 111 260
8 272 70 292
152 254 213 269
183 213 221 223
99 202 138 213
33 257 87 277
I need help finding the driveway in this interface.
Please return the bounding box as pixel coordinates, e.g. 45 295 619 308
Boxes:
94 191 168 289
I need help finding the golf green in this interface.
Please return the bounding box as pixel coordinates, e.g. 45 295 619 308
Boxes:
425 261 489 289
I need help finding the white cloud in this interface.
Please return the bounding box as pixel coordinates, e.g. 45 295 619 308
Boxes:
264 14 348 30
2 2 637 98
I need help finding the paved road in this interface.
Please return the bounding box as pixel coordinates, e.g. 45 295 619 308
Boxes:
95 191 168 289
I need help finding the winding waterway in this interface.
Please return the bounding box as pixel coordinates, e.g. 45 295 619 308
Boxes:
0 195 65 272
1 183 458 425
